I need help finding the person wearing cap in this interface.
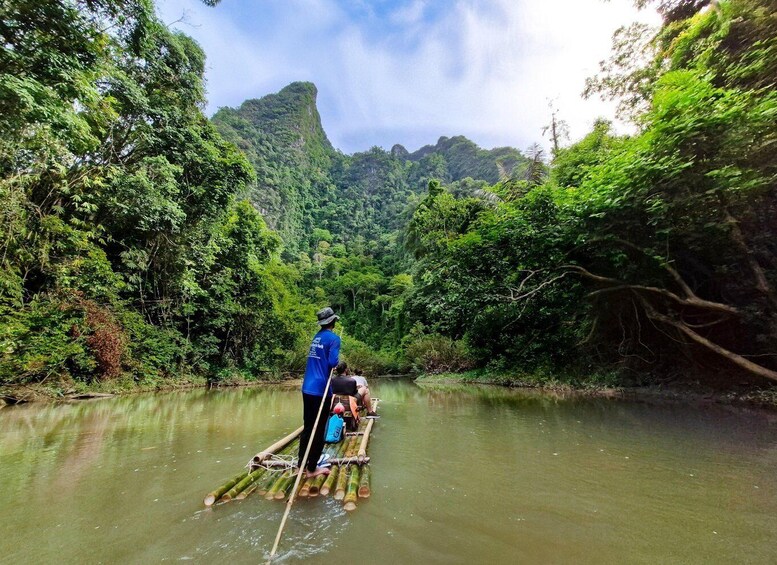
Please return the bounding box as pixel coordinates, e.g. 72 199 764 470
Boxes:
298 307 341 478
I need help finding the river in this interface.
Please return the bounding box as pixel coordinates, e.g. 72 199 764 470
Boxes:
1 379 776 564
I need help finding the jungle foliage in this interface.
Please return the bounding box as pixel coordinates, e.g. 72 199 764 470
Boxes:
0 0 305 390
404 0 777 385
1 0 774 393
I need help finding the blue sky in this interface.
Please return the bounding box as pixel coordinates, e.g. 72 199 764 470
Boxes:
157 0 659 154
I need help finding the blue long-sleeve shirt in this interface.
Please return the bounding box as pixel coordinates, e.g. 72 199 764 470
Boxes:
301 329 340 396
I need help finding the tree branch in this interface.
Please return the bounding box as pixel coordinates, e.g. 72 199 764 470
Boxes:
565 265 739 315
638 298 777 383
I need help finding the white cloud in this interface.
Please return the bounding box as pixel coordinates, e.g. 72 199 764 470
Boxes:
157 0 660 154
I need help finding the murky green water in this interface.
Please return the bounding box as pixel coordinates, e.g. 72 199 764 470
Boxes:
1 380 776 564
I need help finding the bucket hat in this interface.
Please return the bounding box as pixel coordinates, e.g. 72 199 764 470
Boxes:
316 307 339 326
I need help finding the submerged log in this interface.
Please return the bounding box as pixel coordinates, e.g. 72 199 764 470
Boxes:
204 471 248 506
320 465 339 496
343 466 361 511
223 468 264 501
251 426 304 467
334 465 349 500
358 465 371 498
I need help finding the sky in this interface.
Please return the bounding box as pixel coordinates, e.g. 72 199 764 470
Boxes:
157 0 660 155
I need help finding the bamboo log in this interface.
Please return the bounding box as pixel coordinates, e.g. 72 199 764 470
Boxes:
334 465 349 500
308 473 328 497
275 474 296 500
250 426 304 466
223 468 264 501
357 418 375 463
236 483 258 500
320 465 339 496
334 437 350 458
358 465 371 498
344 436 359 458
204 471 248 506
256 470 282 496
265 470 292 500
343 466 361 511
299 475 315 498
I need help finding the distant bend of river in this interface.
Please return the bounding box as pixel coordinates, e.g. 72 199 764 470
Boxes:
1 379 776 564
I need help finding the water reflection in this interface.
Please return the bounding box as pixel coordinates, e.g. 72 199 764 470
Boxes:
0 380 776 564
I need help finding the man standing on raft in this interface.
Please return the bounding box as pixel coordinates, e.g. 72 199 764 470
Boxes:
298 307 341 478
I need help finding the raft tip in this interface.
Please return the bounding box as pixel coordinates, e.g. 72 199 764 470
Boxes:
343 501 357 512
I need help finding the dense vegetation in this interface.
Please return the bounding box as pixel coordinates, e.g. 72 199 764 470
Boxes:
0 0 306 393
1 0 774 398
403 0 777 387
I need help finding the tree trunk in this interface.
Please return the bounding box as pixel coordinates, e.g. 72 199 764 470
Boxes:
644 303 777 383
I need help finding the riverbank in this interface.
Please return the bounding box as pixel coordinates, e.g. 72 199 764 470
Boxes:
5 368 775 409
415 371 777 409
0 372 301 405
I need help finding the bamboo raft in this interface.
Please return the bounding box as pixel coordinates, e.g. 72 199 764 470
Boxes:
203 399 379 512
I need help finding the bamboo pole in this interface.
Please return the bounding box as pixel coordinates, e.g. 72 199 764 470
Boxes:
204 471 248 506
334 465 349 500
358 465 371 498
343 466 361 511
357 418 374 463
268 365 337 561
223 468 265 501
251 426 304 467
319 465 339 496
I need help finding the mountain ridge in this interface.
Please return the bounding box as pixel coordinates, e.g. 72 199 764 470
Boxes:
211 81 528 253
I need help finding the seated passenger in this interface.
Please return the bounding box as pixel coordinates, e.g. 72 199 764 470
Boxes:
351 368 378 418
331 362 360 424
